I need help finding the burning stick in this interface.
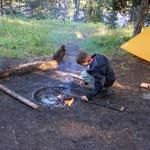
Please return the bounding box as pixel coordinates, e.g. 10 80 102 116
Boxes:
61 92 124 112
73 88 125 112
85 101 125 112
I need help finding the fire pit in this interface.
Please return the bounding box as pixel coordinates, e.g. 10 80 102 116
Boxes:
33 85 75 108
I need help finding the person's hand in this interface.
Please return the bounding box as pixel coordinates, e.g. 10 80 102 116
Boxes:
80 95 88 102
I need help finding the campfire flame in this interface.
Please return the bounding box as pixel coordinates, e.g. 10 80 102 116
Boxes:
64 97 74 107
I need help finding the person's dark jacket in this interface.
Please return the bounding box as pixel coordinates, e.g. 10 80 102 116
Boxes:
86 54 115 99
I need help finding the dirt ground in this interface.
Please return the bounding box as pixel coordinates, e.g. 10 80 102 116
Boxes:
0 43 150 150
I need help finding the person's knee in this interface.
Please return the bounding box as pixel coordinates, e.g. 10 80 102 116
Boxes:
81 71 87 78
81 71 95 86
81 71 88 82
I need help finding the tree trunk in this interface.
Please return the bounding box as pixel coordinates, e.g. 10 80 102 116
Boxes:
130 6 140 23
86 0 93 22
7 0 13 15
133 0 149 36
73 0 80 21
63 0 68 21
0 0 3 15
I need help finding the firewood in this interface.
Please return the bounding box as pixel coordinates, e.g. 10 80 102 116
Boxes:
0 83 39 109
140 82 150 89
0 45 66 79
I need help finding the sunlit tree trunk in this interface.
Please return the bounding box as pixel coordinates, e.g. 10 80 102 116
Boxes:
0 0 3 15
9 0 13 15
63 0 68 21
85 0 94 22
73 0 80 21
133 0 149 36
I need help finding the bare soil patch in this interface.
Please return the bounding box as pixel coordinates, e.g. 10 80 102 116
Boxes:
0 43 150 150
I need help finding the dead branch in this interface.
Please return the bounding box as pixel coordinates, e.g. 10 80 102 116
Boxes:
0 83 39 109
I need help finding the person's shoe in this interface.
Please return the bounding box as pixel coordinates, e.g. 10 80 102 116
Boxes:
97 88 115 98
104 88 115 97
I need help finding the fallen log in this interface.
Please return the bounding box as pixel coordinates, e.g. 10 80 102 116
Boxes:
0 83 39 109
0 45 66 79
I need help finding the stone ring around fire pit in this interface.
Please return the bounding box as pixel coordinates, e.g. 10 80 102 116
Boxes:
33 86 75 108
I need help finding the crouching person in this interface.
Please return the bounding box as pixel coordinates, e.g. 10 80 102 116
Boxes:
76 52 116 101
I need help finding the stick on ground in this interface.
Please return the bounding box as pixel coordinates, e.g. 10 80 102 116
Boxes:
0 83 39 110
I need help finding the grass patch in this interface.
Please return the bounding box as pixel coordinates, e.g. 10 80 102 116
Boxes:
0 16 133 58
79 25 133 56
0 17 76 58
